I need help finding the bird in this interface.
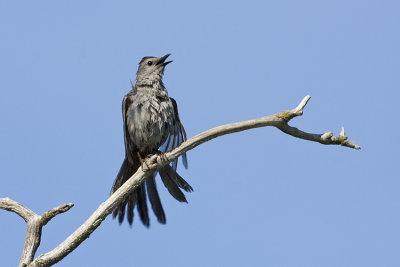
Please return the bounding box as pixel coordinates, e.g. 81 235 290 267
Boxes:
110 54 192 227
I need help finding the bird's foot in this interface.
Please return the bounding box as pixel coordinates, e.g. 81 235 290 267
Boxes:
158 151 169 164
137 152 150 171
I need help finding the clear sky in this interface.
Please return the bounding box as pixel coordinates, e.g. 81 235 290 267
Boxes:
0 1 399 266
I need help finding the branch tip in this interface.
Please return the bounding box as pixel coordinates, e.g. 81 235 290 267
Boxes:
293 95 311 115
41 203 74 225
0 197 36 222
340 126 345 137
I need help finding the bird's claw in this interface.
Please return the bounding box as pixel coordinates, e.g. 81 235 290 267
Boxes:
159 152 169 163
137 152 150 171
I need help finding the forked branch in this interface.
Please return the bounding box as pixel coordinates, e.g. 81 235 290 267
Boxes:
0 198 73 267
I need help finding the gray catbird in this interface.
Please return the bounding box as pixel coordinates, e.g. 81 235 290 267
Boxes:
111 54 192 226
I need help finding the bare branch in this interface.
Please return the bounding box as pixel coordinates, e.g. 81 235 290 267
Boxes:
0 198 73 267
2 95 360 266
41 204 74 226
275 96 360 149
0 197 36 223
166 95 360 167
29 166 157 267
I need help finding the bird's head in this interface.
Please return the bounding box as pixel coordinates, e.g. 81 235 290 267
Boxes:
136 54 172 83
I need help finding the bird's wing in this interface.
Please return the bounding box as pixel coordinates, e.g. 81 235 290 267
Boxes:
118 91 153 226
161 97 188 171
122 91 137 163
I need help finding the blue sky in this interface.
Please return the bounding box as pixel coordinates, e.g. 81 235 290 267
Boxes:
0 1 399 266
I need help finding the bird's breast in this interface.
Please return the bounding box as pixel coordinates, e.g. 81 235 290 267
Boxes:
126 93 174 153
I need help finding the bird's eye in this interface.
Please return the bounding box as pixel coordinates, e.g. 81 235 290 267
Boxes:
147 61 153 66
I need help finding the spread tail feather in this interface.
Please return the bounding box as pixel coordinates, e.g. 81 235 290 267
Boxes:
111 158 192 226
111 158 150 226
159 164 193 203
146 174 166 224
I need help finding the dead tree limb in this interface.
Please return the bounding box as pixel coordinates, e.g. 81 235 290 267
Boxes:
0 95 360 267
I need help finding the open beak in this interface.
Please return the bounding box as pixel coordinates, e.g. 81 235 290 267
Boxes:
156 53 172 66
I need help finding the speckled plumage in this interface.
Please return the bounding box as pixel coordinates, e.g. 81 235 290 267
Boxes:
111 54 192 226
125 84 174 154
